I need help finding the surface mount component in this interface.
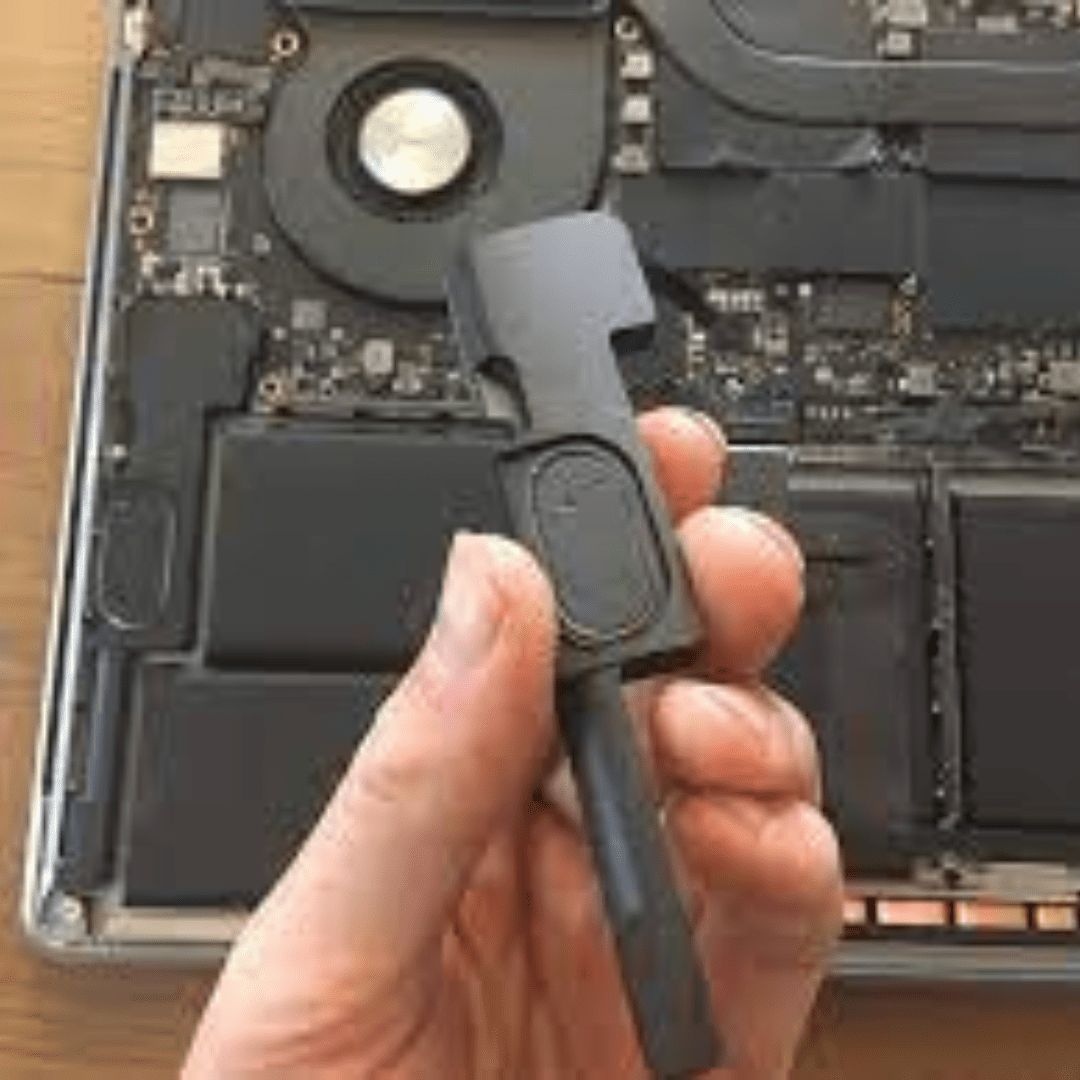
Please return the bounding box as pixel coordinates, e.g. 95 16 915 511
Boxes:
165 186 227 255
149 120 227 181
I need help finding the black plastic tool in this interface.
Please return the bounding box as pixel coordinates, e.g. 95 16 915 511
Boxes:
447 213 722 1078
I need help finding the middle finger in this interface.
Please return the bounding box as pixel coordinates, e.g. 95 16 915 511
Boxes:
680 506 806 680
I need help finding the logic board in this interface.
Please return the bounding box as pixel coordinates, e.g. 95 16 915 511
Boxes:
23 0 1080 972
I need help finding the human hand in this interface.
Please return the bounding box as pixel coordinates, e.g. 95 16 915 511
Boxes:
183 407 843 1080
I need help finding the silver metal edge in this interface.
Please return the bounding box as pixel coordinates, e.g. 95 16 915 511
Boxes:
19 0 133 959
834 939 1080 982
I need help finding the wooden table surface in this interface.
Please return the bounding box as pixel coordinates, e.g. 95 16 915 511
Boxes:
1 3 1078 1076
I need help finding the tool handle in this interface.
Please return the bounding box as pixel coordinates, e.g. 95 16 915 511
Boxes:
558 668 722 1079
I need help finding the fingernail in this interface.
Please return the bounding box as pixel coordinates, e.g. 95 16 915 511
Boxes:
429 533 505 670
726 507 805 577
678 408 728 456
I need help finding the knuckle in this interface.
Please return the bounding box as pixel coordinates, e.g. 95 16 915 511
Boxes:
762 687 823 804
764 801 844 907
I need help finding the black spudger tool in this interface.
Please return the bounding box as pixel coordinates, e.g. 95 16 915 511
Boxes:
446 213 722 1078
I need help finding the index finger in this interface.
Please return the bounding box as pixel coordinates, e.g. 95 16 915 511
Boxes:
637 407 804 677
638 407 728 522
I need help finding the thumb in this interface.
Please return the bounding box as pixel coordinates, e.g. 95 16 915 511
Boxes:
245 533 559 980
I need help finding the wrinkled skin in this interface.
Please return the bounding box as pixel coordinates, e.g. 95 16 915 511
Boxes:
184 409 843 1080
